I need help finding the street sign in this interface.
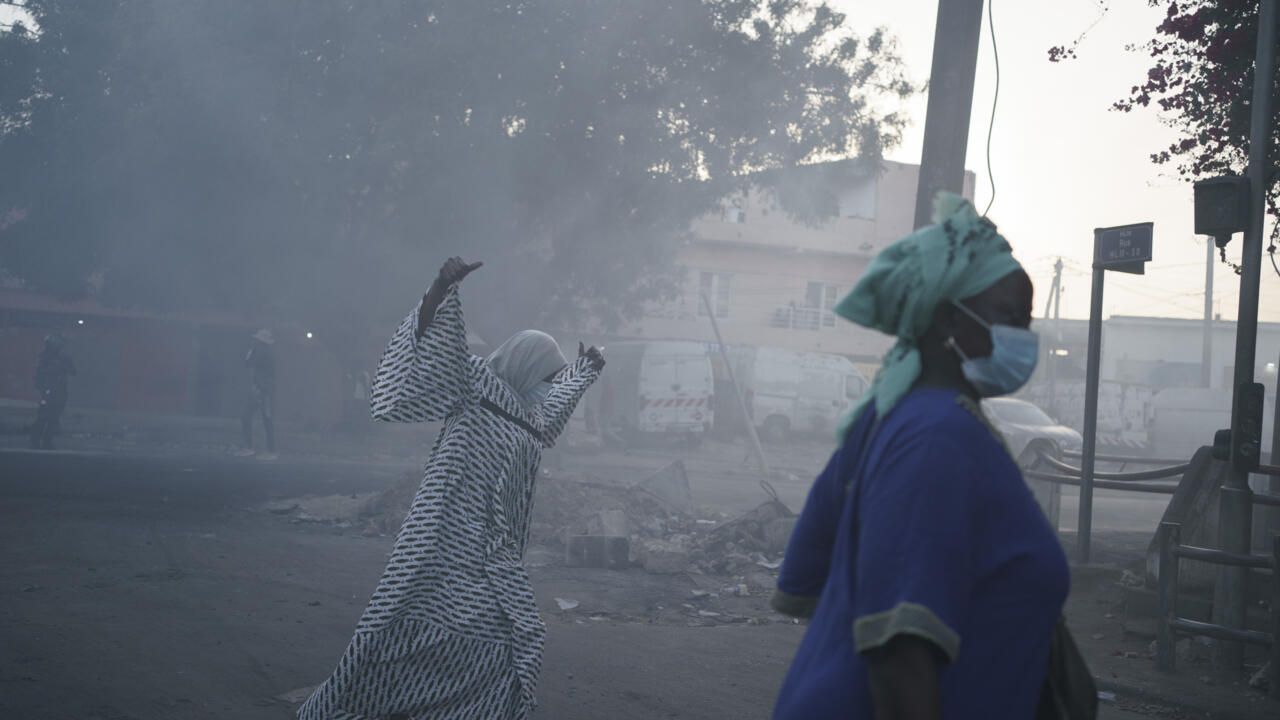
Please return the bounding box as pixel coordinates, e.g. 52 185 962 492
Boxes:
1094 222 1153 275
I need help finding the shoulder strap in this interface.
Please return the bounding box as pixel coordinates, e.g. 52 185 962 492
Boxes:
479 397 551 446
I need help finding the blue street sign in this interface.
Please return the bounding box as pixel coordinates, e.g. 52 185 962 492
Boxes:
1094 222 1153 275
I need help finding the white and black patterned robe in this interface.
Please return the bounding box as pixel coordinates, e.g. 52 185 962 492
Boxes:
299 285 599 720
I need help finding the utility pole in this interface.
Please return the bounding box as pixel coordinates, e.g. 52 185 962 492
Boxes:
913 0 986 229
1045 259 1064 418
1216 0 1277 672
701 293 770 477
1203 237 1214 388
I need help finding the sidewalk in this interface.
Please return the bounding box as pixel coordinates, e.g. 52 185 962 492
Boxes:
1063 532 1278 719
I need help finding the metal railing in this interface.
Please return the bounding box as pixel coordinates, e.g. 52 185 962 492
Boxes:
1025 450 1187 495
1156 519 1280 699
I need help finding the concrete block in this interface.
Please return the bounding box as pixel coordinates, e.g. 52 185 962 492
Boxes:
635 537 691 574
565 535 630 569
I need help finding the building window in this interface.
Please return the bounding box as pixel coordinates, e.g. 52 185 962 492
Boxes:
806 282 840 328
722 200 746 224
698 272 732 318
837 176 877 220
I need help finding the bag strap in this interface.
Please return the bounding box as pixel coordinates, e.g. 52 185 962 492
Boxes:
479 397 550 446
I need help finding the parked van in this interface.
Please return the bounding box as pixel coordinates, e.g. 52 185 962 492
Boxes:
715 346 868 441
590 341 715 444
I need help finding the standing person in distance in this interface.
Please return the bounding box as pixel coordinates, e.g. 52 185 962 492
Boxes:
236 329 277 460
30 333 76 450
300 256 604 720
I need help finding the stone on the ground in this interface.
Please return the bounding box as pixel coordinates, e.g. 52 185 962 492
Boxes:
565 534 630 569
636 536 692 574
584 509 630 537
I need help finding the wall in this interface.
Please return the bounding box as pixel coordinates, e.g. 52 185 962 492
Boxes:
619 160 974 360
628 242 893 359
1101 317 1280 392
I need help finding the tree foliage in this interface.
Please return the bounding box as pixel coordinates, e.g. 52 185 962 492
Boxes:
1054 1 1278 243
0 0 913 346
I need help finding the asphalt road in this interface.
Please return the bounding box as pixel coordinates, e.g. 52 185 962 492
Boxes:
0 450 1226 719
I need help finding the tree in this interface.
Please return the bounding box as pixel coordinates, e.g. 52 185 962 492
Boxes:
1053 1 1278 246
0 0 915 345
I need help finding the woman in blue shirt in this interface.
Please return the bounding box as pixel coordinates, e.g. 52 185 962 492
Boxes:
771 193 1070 720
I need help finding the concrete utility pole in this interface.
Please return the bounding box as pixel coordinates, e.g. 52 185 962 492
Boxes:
1045 259 1064 418
1203 237 1214 388
1216 0 1277 671
913 0 986 229
701 293 771 477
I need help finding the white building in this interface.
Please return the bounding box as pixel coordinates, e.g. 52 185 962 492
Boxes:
617 159 976 368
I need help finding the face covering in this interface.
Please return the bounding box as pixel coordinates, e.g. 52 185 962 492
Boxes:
523 380 554 408
949 302 1039 397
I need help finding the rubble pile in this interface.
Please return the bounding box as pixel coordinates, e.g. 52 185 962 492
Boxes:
535 461 796 578
262 461 799 582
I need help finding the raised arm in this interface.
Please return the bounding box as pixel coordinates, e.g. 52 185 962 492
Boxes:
536 345 605 443
369 257 482 423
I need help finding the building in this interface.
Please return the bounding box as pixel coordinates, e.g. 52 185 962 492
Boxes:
1030 314 1280 394
0 289 353 427
616 160 976 366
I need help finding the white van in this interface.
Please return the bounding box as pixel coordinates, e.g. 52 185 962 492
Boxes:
717 346 868 441
590 341 715 444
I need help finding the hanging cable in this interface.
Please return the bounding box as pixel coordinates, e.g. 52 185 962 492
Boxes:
981 0 1001 217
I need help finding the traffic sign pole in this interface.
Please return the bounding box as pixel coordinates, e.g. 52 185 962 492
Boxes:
1078 223 1154 562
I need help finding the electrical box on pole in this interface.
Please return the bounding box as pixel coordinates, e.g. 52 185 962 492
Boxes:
1194 175 1251 244
1231 382 1265 472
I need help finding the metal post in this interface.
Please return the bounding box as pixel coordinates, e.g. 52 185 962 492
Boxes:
1217 0 1276 671
1202 238 1214 388
1078 267 1105 563
1045 259 1063 419
1217 486 1254 670
1157 522 1180 672
1271 532 1280 700
912 0 986 229
701 293 770 476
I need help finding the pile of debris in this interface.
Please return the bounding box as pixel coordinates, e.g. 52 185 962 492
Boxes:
261 461 801 580
257 470 421 537
541 461 797 577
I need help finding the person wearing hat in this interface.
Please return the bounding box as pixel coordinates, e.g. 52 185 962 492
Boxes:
30 333 76 450
770 194 1071 719
237 328 277 459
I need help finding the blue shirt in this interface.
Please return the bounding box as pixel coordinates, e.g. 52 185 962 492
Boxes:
773 388 1070 720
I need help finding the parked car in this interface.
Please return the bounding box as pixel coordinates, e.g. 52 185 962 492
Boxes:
592 341 715 446
983 397 1083 464
714 346 868 442
983 397 1083 527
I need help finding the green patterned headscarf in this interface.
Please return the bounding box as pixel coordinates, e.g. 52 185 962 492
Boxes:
833 192 1022 442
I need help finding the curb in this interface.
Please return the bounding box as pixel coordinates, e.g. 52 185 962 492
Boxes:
1095 676 1277 719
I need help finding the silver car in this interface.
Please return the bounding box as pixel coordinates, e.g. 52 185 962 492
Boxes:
982 398 1083 467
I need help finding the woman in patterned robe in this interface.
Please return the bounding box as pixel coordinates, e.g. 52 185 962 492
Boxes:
300 257 604 720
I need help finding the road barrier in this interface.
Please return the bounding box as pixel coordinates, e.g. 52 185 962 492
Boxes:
1040 448 1280 692
1026 450 1185 495
1156 520 1280 699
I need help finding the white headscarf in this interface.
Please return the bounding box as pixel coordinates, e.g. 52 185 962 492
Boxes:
486 330 567 407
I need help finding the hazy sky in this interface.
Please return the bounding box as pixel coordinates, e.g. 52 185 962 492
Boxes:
837 0 1279 323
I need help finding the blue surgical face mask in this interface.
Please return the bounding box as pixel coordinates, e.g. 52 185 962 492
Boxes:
524 380 554 408
949 301 1039 397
